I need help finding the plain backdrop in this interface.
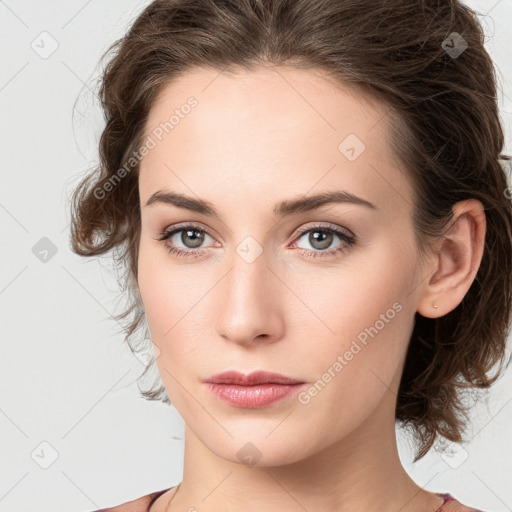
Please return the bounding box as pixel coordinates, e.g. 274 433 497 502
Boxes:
1 1 511 511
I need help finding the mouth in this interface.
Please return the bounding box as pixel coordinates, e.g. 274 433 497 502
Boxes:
201 370 305 386
202 371 306 408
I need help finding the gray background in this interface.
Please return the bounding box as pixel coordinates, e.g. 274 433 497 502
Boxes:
1 1 511 511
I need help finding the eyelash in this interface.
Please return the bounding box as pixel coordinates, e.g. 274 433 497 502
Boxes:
155 222 356 260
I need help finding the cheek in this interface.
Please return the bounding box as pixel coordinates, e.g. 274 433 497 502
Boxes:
293 290 412 437
137 245 214 362
137 240 179 316
137 253 201 400
290 243 413 340
137 244 182 339
290 245 416 396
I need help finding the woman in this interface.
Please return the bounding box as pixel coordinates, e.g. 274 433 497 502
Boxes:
69 0 512 510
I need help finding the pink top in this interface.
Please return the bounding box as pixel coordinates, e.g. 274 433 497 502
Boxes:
91 488 485 511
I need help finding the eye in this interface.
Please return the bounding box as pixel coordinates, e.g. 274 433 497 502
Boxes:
155 222 356 260
291 223 356 258
155 223 217 259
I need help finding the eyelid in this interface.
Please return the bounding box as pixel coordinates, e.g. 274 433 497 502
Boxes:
157 221 219 243
157 220 354 242
291 221 355 241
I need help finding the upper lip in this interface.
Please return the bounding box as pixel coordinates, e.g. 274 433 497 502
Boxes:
202 371 305 385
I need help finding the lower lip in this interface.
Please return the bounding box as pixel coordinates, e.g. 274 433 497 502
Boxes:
205 382 305 408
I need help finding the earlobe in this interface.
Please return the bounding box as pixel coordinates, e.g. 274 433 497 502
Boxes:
416 199 486 319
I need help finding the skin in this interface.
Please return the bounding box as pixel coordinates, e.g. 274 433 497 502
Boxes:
136 66 486 512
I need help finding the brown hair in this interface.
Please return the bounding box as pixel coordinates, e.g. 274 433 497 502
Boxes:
68 0 512 461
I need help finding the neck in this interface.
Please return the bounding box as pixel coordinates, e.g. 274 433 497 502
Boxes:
167 393 442 512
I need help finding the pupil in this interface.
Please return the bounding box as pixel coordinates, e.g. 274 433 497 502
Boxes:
183 229 204 248
311 230 332 250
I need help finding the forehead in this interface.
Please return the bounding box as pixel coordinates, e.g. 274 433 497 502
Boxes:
143 65 389 143
139 66 412 216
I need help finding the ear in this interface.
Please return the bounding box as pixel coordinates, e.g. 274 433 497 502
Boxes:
416 199 486 319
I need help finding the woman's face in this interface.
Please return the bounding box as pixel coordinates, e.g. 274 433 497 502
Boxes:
137 66 429 465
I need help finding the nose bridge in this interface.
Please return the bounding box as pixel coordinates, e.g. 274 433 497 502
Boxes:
215 240 282 344
231 245 267 297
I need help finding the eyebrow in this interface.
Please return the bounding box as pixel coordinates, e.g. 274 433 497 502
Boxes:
144 189 377 218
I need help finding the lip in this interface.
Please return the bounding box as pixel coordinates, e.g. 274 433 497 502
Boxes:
202 371 306 409
201 370 305 386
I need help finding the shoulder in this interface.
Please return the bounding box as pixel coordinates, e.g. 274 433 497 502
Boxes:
437 492 486 512
89 487 173 512
91 488 485 512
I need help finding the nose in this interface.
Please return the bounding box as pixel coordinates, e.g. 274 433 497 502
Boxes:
215 251 285 347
